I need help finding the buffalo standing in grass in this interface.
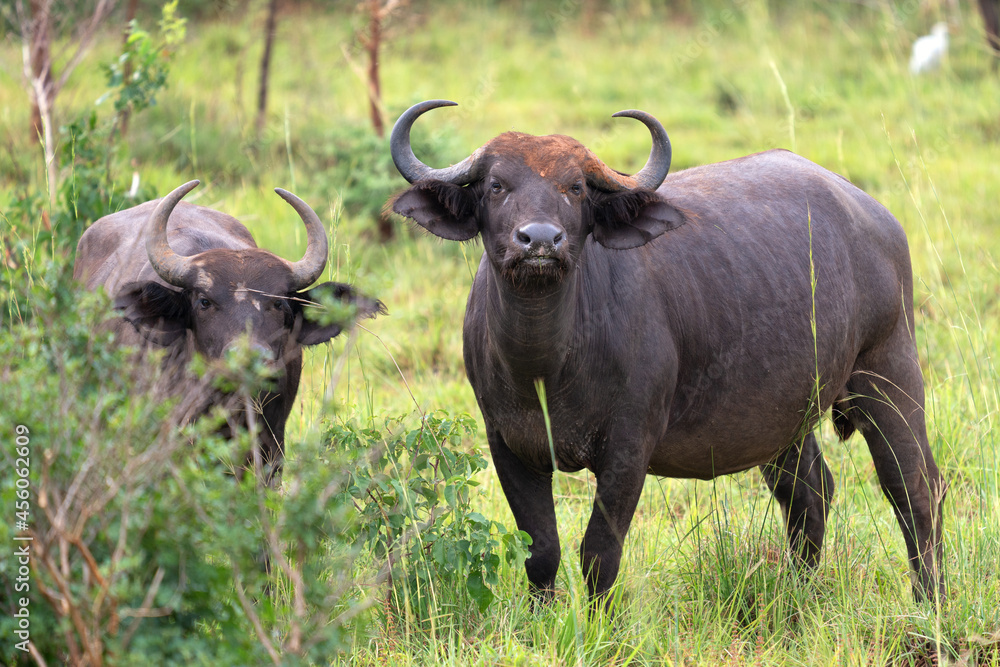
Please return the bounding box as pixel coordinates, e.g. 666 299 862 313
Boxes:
74 181 384 482
390 100 944 604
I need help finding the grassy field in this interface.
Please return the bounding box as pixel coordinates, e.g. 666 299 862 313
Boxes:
2 1 999 664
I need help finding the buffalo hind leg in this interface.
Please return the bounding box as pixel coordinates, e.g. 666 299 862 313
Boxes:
486 423 561 603
847 341 945 602
760 432 835 569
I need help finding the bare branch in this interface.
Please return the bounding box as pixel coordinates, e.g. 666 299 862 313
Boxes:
27 641 49 667
120 566 166 649
378 0 404 21
34 544 90 665
54 447 98 536
53 0 118 96
231 564 282 665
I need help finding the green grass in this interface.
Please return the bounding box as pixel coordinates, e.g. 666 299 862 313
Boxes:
2 1 999 664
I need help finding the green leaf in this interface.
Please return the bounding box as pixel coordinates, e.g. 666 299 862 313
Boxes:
466 570 495 613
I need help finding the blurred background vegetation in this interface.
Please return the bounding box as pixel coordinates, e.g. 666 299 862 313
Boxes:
0 0 999 664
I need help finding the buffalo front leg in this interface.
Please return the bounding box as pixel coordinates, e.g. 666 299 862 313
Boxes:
760 432 835 568
581 457 647 604
486 423 561 601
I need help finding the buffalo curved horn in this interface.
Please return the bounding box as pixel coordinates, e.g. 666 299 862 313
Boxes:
584 110 672 192
146 179 201 288
274 188 329 290
391 100 671 192
390 99 485 185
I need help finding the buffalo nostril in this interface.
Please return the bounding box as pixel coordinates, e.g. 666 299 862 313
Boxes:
515 223 564 249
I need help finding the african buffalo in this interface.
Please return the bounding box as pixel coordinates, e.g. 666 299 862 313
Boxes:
73 180 384 482
390 100 944 604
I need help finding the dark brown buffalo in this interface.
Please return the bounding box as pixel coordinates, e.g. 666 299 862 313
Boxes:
390 100 944 604
74 180 384 482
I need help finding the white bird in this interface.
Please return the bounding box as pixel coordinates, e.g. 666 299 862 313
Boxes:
127 171 141 199
910 22 949 74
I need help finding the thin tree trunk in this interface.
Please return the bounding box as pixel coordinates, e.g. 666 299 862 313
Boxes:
361 0 403 240
25 0 56 205
369 0 394 241
256 0 279 140
20 0 116 205
28 0 52 144
367 0 384 138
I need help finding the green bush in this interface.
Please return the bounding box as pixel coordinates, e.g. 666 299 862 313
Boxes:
0 265 372 664
326 413 531 620
0 263 527 663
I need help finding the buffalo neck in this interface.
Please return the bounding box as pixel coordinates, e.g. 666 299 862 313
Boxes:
483 263 583 385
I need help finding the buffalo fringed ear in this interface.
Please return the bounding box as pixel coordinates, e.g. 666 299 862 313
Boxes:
293 281 388 347
113 281 192 346
391 180 480 242
590 189 688 250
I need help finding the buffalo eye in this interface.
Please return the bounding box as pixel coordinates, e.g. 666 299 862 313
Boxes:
489 179 504 195
569 182 583 196
197 296 212 311
273 298 291 313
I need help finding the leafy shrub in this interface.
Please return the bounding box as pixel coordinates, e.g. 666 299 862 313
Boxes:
0 263 528 662
0 265 371 665
326 413 531 619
